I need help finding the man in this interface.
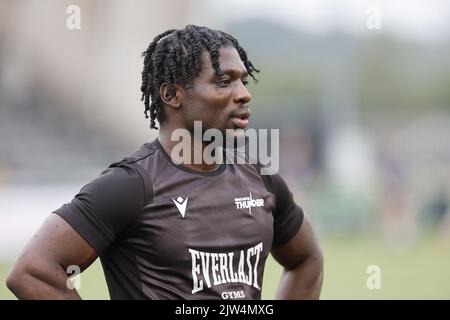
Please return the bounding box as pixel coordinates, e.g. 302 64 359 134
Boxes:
6 25 323 300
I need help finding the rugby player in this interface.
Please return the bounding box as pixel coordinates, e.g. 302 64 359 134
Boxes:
6 25 323 300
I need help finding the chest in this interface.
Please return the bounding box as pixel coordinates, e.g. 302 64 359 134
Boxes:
134 172 275 267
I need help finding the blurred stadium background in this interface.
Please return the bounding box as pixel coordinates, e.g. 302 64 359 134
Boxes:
1 0 450 299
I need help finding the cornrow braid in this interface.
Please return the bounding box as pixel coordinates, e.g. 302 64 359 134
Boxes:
140 25 259 130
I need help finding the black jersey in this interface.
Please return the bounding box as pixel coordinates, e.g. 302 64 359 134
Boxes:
53 138 304 300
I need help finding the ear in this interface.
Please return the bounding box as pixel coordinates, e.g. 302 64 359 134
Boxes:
160 83 184 109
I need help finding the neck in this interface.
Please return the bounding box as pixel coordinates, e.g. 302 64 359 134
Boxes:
158 125 221 173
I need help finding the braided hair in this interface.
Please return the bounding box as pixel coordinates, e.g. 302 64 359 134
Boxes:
140 25 259 129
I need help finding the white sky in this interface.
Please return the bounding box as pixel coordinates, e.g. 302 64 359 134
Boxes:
212 0 450 44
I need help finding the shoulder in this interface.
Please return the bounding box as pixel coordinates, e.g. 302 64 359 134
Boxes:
105 139 161 204
224 148 285 191
113 139 160 166
250 161 298 215
89 142 158 203
110 139 160 173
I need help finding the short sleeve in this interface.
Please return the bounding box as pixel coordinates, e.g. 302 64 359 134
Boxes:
267 174 304 247
52 162 150 254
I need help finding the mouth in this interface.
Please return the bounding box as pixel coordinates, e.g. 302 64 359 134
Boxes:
230 108 251 129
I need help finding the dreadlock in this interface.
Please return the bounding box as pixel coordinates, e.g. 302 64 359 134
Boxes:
140 25 260 129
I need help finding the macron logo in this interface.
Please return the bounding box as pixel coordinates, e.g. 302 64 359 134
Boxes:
172 196 188 218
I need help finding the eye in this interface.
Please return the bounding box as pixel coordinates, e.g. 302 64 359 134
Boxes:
242 80 249 86
218 78 231 87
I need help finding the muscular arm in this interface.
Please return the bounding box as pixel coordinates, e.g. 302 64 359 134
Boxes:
6 214 98 300
271 213 324 299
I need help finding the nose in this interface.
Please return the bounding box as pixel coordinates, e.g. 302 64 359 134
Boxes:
234 81 252 105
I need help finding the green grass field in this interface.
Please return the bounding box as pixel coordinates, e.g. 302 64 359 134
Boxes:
2 234 450 300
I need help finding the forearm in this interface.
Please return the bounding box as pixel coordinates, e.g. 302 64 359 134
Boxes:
275 254 323 300
7 262 81 300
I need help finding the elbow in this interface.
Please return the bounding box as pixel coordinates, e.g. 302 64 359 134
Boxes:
6 256 39 297
315 245 324 270
311 246 325 292
6 265 25 294
5 273 14 292
297 245 324 271
296 245 324 275
311 245 324 278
